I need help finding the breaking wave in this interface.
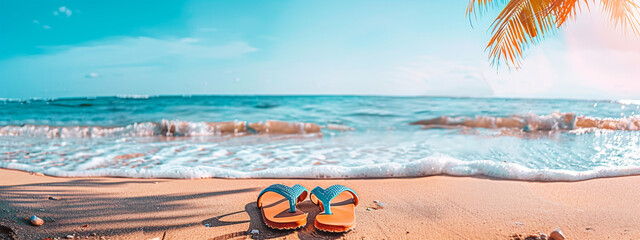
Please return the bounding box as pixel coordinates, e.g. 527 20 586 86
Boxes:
0 120 221 138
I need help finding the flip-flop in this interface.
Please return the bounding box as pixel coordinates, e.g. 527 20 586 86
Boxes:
256 184 309 230
309 185 359 232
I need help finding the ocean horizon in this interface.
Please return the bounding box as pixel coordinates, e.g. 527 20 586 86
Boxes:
3 94 640 102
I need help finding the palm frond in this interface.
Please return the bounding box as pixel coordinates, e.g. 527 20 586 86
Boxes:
547 0 587 26
466 0 512 29
600 0 640 35
466 0 509 17
485 0 556 69
467 0 640 69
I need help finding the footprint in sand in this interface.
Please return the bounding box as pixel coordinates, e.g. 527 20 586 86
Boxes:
0 225 15 240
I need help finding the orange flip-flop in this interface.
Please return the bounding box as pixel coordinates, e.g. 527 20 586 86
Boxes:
256 184 309 230
309 185 359 232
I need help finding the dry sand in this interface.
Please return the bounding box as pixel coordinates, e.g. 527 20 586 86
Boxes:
1 168 639 239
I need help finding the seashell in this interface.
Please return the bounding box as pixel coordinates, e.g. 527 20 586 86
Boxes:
30 215 44 226
549 228 565 240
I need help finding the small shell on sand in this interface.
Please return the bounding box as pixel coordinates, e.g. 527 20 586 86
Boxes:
29 215 44 226
549 229 565 240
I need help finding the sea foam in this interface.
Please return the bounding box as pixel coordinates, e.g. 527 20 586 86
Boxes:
3 155 640 181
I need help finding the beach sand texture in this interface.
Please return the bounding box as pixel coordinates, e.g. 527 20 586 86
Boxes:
1 169 639 239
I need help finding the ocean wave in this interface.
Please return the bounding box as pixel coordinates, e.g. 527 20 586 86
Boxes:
0 120 330 138
0 97 57 103
115 95 153 99
3 96 640 182
3 155 640 181
0 98 24 102
49 103 94 108
617 100 640 106
349 111 400 118
0 120 219 138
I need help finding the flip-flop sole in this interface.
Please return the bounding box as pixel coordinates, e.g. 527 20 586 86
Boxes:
259 191 307 230
312 191 356 232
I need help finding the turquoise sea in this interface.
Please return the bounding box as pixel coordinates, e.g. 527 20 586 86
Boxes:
1 95 640 181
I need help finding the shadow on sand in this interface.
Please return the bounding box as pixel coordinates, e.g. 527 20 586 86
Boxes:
0 225 15 240
203 201 347 240
0 178 258 239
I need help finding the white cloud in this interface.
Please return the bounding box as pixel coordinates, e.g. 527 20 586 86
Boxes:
54 6 72 17
388 56 493 97
38 37 257 66
179 38 199 43
85 72 100 78
386 20 640 100
33 19 51 30
0 36 258 97
560 10 640 99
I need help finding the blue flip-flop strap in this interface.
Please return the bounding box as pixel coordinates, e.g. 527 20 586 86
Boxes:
311 185 358 215
257 184 308 212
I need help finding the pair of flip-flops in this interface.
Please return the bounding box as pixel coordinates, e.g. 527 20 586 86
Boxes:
256 184 359 232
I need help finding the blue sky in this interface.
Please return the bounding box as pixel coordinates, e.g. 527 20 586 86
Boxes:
1 0 640 99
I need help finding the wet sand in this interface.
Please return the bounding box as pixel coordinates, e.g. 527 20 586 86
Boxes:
1 168 639 239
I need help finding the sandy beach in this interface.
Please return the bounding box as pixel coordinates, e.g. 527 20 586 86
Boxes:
0 169 638 239
3 0 640 238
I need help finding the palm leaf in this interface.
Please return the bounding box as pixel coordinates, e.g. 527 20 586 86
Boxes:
467 0 509 17
468 0 640 69
548 0 586 26
600 0 640 35
485 0 556 68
